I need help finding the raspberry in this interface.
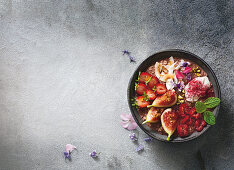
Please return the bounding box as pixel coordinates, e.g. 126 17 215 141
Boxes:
177 124 189 137
181 115 190 124
201 120 207 127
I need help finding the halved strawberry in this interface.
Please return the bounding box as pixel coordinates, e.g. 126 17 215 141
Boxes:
145 89 156 100
139 72 151 83
136 83 147 95
147 76 159 89
155 83 167 95
136 96 150 108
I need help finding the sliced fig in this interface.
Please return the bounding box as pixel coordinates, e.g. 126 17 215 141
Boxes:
142 107 161 124
161 108 178 141
147 90 177 108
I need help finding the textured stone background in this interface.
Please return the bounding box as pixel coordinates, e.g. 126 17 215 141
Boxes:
0 0 233 170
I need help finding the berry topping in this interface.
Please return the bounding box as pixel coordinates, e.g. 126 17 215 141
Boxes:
136 96 150 108
155 83 167 95
139 72 151 83
147 76 159 89
136 83 147 95
145 89 156 100
177 124 189 137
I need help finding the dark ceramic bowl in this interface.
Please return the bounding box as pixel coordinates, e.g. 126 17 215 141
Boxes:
128 49 221 142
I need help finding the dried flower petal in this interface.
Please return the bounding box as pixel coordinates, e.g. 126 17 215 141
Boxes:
64 152 71 160
120 114 138 130
136 144 144 152
129 56 136 62
182 62 188 67
183 67 192 74
90 150 98 158
66 144 76 153
175 70 184 79
129 133 138 141
144 137 153 142
122 50 131 55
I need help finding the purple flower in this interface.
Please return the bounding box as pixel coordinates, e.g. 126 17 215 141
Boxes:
129 133 138 141
176 83 181 88
144 137 153 142
129 56 136 62
136 144 144 152
90 150 98 158
122 50 131 55
182 62 188 67
64 152 71 160
187 73 192 80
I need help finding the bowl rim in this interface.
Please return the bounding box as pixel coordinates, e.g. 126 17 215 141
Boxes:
127 49 221 143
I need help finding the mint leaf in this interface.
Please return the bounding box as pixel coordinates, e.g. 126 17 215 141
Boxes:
204 111 215 125
204 97 220 108
195 101 207 113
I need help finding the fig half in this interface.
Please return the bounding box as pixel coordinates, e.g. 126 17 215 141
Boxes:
147 90 177 108
161 108 178 141
142 107 161 124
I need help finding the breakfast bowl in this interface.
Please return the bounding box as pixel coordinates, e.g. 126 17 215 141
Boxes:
128 49 221 142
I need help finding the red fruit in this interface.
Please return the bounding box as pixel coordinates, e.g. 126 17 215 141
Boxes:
196 125 203 132
201 120 207 127
179 103 190 115
155 84 167 95
192 113 201 119
136 96 150 108
187 118 193 125
147 76 159 89
139 72 151 83
188 107 196 116
136 83 147 95
195 120 200 128
181 115 190 124
145 89 156 100
177 124 189 137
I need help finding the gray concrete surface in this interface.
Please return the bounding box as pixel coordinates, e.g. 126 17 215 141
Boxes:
0 0 233 170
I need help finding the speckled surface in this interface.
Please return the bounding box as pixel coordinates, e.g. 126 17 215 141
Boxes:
0 0 233 170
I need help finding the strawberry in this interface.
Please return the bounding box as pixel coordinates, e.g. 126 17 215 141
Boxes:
136 96 150 108
145 89 156 100
155 83 167 95
139 72 151 83
177 124 189 137
147 76 159 89
136 83 147 95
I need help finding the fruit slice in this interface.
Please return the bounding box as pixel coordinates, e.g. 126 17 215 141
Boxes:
145 89 156 100
147 76 159 89
142 107 161 124
136 83 147 95
139 72 151 83
161 108 178 141
155 83 167 95
147 90 177 108
136 96 150 108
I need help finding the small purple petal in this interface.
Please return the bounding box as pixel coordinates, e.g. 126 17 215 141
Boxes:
129 56 136 62
122 50 131 55
129 133 138 141
136 144 144 152
187 73 192 80
90 150 98 158
176 83 181 88
144 137 153 142
182 62 188 67
64 152 71 159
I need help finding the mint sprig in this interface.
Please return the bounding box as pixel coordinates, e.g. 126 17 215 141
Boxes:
195 101 207 113
204 97 220 108
195 97 220 125
204 111 216 125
